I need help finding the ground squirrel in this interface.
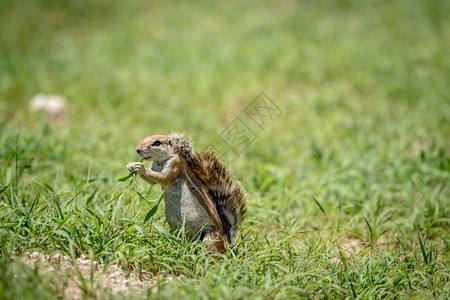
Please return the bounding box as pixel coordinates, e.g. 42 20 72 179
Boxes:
127 133 247 252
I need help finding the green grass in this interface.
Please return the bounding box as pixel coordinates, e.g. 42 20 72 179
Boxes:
1 0 449 298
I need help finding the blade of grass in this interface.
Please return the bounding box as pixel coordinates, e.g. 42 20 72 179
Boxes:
312 196 327 219
144 191 165 223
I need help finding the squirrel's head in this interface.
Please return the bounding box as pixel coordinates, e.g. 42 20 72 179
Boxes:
135 135 175 163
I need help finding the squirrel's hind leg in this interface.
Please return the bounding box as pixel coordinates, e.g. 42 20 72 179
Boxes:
202 231 227 253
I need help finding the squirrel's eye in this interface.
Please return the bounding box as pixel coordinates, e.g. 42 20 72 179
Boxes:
152 141 162 147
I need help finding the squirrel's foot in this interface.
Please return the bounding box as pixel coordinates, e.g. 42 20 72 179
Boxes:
127 162 145 175
202 231 227 253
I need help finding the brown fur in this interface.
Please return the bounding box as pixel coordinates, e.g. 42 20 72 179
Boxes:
127 133 247 252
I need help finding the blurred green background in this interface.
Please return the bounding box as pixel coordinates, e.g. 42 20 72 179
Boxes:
2 0 449 172
1 0 449 298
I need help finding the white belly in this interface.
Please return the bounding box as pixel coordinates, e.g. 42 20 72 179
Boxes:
163 178 213 236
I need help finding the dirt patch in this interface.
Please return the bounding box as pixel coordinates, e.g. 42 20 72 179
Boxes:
340 238 366 255
410 136 434 156
332 237 392 263
23 252 156 299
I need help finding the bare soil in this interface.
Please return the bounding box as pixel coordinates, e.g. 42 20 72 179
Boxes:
23 252 157 299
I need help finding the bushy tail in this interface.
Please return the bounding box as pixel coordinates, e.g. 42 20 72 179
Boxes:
190 150 247 246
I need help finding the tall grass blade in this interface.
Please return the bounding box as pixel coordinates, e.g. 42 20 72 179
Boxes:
144 191 165 223
312 196 327 218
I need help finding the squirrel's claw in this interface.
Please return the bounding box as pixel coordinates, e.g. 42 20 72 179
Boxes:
127 162 145 174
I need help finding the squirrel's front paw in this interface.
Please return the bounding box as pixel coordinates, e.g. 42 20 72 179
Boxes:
127 162 145 175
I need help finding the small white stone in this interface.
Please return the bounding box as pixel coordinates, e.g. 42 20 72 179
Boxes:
109 265 120 272
30 94 67 117
110 271 124 279
29 251 42 259
77 259 91 265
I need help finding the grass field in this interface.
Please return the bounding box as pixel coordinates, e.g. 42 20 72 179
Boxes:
1 0 449 298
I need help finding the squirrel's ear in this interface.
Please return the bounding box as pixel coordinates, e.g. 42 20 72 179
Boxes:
168 139 174 147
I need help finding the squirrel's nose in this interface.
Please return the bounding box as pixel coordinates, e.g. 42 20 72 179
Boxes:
136 147 142 154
